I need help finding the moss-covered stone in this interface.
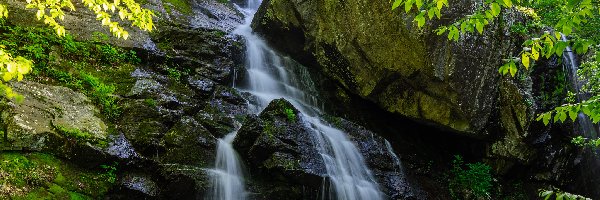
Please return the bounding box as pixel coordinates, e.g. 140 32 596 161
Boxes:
0 152 115 199
163 0 193 16
490 79 535 173
0 81 108 151
252 0 521 137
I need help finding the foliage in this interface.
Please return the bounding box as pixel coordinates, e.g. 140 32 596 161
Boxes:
144 98 157 107
166 67 182 81
0 153 115 198
284 108 296 122
0 21 139 120
392 0 600 137
571 136 600 148
539 189 592 200
0 0 152 98
163 0 192 15
448 155 493 200
55 125 93 141
99 163 117 184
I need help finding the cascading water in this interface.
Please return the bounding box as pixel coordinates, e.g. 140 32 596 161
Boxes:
232 0 384 199
561 35 599 138
561 36 600 197
209 132 247 200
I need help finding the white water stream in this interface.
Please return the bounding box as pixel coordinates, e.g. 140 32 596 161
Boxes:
210 0 385 199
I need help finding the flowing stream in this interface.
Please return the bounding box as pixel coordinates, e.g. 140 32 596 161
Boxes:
210 0 385 199
561 36 600 196
209 132 247 200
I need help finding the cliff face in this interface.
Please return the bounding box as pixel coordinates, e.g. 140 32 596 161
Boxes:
251 0 525 136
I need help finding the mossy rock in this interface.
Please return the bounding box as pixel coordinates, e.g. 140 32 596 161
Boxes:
252 0 523 137
0 81 108 151
0 152 116 199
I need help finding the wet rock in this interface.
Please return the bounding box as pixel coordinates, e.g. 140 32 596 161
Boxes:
234 99 423 199
161 116 217 167
114 173 160 199
158 164 210 199
233 99 325 199
325 116 426 199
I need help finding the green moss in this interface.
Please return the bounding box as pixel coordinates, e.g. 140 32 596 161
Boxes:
263 121 277 140
263 154 300 170
53 125 108 148
163 0 193 15
144 98 157 107
0 19 141 121
0 153 115 199
322 115 343 128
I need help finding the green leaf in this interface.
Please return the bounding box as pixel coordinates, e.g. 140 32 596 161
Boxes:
531 46 540 60
436 27 447 35
539 190 553 199
428 7 435 19
476 21 484 34
543 113 551 125
522 53 530 69
555 41 568 56
509 61 517 77
569 109 578 121
415 0 423 9
414 13 426 27
392 0 402 10
562 23 572 36
502 0 512 7
404 0 413 12
491 3 501 16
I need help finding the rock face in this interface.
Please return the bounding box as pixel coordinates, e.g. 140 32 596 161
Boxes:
251 0 522 136
233 99 424 199
0 0 247 198
0 81 107 154
3 0 243 51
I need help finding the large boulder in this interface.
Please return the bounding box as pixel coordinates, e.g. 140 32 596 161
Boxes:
0 81 108 157
251 0 524 137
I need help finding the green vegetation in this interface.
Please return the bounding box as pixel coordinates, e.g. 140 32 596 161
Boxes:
53 125 108 147
0 20 140 120
448 155 493 200
539 189 592 200
284 108 296 122
392 0 600 126
0 0 152 100
263 121 278 140
166 67 182 81
571 136 600 148
144 98 158 107
163 0 193 15
0 152 116 199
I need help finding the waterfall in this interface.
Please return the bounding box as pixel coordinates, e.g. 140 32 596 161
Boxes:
232 1 384 199
209 133 247 200
561 35 599 138
561 35 600 197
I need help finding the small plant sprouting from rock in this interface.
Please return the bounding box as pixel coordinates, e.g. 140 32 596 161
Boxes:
284 108 296 122
100 163 118 184
166 67 182 81
448 155 493 200
144 98 157 107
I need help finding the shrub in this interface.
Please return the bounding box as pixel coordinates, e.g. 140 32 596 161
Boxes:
449 155 493 200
